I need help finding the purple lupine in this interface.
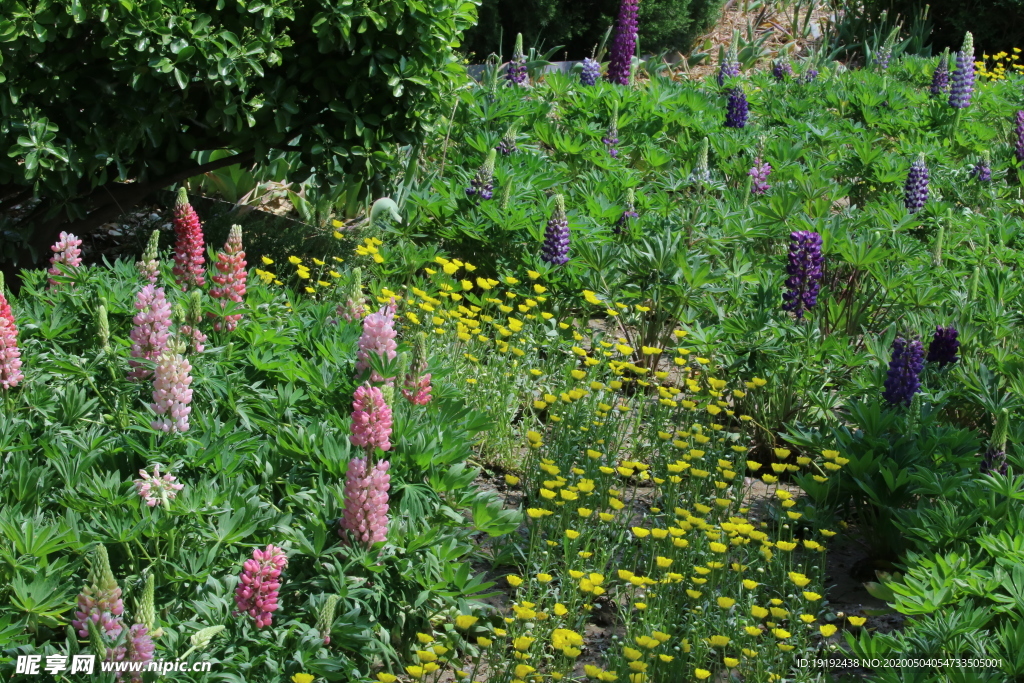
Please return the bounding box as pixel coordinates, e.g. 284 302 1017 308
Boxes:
930 50 950 97
128 285 172 381
926 325 959 367
749 157 772 195
614 188 638 235
355 302 398 385
72 545 125 640
1015 111 1024 163
948 32 975 109
904 153 929 213
506 33 527 86
466 149 497 202
603 100 620 158
716 37 740 86
0 316 23 391
497 124 519 156
339 457 392 547
771 59 792 82
781 231 824 320
541 194 570 266
970 154 991 182
980 409 1010 476
882 336 925 406
233 545 287 629
725 87 748 128
580 57 601 86
606 0 639 86
801 67 819 84
133 464 185 508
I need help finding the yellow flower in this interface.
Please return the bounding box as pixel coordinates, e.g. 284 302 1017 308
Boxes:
632 527 650 538
695 669 712 680
709 542 727 553
708 635 730 647
820 624 838 637
751 605 769 618
744 626 761 636
292 675 315 683
772 628 791 639
455 615 479 629
788 572 811 587
513 636 535 651
717 597 736 609
507 574 524 587
376 675 397 683
848 616 867 627
803 591 823 601
405 666 424 679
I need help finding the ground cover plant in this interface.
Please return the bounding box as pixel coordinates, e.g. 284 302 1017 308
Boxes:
2 4 1024 683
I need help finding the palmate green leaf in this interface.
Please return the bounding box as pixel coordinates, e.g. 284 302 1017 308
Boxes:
10 573 74 624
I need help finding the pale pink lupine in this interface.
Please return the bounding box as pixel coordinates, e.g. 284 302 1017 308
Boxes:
233 545 288 629
72 545 125 640
172 188 206 291
123 624 155 683
128 285 172 381
0 316 23 390
349 383 393 452
48 231 83 286
0 289 14 328
137 230 161 285
133 464 184 508
208 225 247 332
402 374 432 406
355 302 397 384
150 345 193 433
339 458 391 547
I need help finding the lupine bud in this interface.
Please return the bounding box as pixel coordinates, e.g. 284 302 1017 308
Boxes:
781 231 824 320
340 457 391 547
172 188 206 291
497 124 519 155
948 32 975 109
209 225 247 332
506 33 527 86
603 101 620 158
137 573 157 635
930 49 950 97
466 149 497 201
150 341 193 433
614 188 638 235
355 303 398 384
933 223 944 266
904 153 929 213
716 33 740 86
338 268 366 323
137 230 161 284
87 618 109 661
725 87 748 128
350 383 393 452
926 325 959 367
134 464 185 508
882 336 925 407
48 231 84 287
690 137 711 183
980 408 1010 475
541 194 570 266
970 151 991 182
771 59 792 82
748 157 772 195
1015 111 1024 163
402 331 432 406
181 289 207 354
189 625 225 652
233 545 288 629
606 0 639 85
317 595 340 645
73 545 125 640
580 57 601 86
98 305 111 352
500 179 513 211
968 266 980 302
128 285 172 381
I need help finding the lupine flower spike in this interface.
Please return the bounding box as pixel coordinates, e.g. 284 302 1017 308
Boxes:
172 188 206 291
181 290 207 354
800 66 819 84
717 32 740 86
970 151 991 182
0 281 22 391
580 55 601 86
128 285 172 381
874 24 900 70
355 302 398 384
402 331 432 406
317 595 340 646
338 267 366 323
133 464 185 509
904 153 929 213
350 383 394 452
233 545 288 629
606 0 639 85
948 32 975 109
930 49 950 97
541 194 570 266
151 340 193 433
603 101 620 158
771 59 792 82
466 149 497 201
1015 111 1024 163
137 230 161 284
48 231 83 286
980 409 1010 475
781 231 824 320
72 545 125 640
926 325 959 367
497 124 519 155
339 457 391 547
690 137 711 183
725 86 748 128
749 157 772 195
209 225 248 332
124 624 155 682
614 188 638 235
506 33 527 86
882 336 925 406
137 573 161 637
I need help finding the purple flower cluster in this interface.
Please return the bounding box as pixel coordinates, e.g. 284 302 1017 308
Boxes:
948 33 975 109
233 545 287 629
800 68 819 84
930 52 950 97
614 188 638 235
904 153 929 213
541 194 570 266
506 33 527 86
466 150 496 202
1016 111 1024 163
970 158 991 182
772 59 792 82
980 410 1009 475
497 125 518 155
725 87 748 128
748 157 772 195
716 46 740 86
580 57 601 86
781 231 824 320
926 325 959 367
882 336 925 406
606 0 639 86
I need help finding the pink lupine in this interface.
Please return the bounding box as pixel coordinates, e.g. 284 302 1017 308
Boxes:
0 288 14 328
0 316 23 391
208 225 247 332
133 464 184 508
355 302 398 384
150 344 193 433
48 231 83 286
402 374 432 406
128 285 172 381
137 230 161 285
349 383 393 452
402 331 431 405
339 458 391 547
233 545 288 629
123 624 155 683
72 545 125 640
172 188 206 291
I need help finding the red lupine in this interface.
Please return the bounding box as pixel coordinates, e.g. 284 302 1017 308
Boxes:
208 225 247 332
172 188 206 291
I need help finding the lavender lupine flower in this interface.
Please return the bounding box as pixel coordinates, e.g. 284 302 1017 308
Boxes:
904 153 929 213
128 285 172 381
506 33 527 86
350 383 394 452
948 32 975 109
801 67 819 84
882 336 925 406
48 231 83 286
541 194 570 266
233 545 287 629
614 188 638 235
771 59 792 82
749 157 772 195
970 152 991 182
926 325 960 367
603 101 620 158
690 137 711 183
339 457 391 547
466 149 496 202
133 464 185 508
580 57 601 86
137 230 161 285
497 124 519 155
725 87 748 128
1015 111 1024 163
980 409 1010 476
355 302 398 384
606 0 639 85
781 230 824 320
150 341 193 433
72 545 125 640
874 25 900 71
716 33 740 86
930 49 950 97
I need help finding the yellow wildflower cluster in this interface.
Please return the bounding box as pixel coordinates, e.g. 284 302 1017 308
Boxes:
976 48 1024 80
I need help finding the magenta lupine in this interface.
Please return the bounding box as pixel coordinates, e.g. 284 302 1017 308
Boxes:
233 545 288 629
0 316 24 390
48 231 83 286
1015 111 1024 163
128 285 172 381
339 457 391 547
72 545 125 640
209 225 248 332
124 624 155 683
137 230 161 285
748 157 772 195
133 464 185 508
172 188 206 291
355 302 398 384
402 332 432 406
150 343 193 433
349 383 393 452
606 0 639 85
